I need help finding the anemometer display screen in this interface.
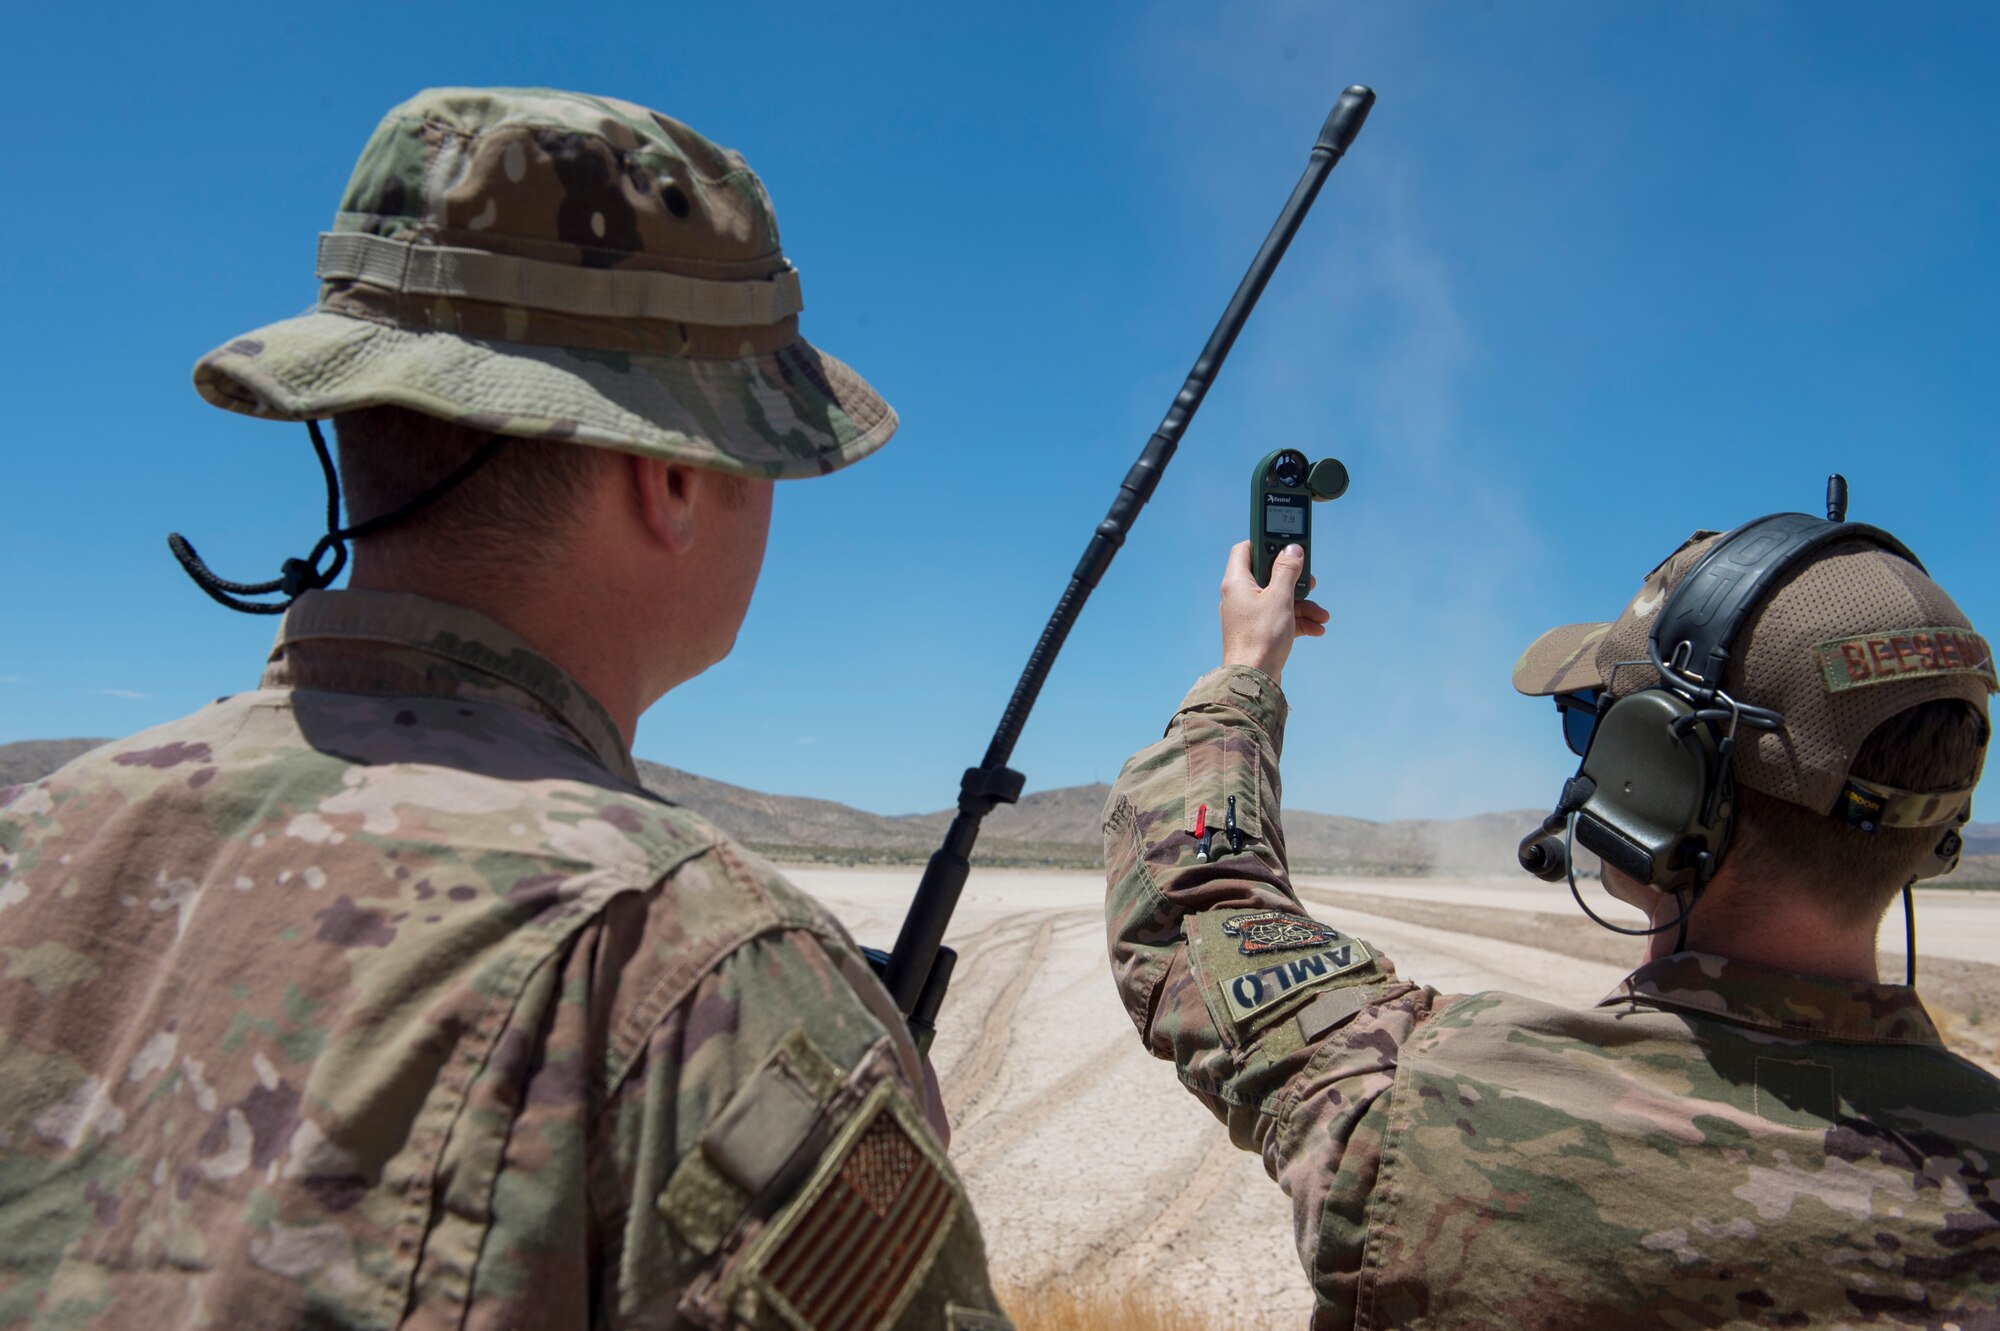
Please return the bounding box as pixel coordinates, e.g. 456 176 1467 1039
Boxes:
1264 495 1307 535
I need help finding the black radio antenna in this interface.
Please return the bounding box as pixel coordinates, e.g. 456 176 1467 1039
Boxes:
872 85 1378 1050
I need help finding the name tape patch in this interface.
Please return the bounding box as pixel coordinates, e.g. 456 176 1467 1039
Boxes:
1223 938 1374 1022
1816 628 1997 694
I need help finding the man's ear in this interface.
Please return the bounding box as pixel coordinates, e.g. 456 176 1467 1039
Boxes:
631 455 697 555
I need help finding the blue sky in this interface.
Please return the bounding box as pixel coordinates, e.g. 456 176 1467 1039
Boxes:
3 3 1995 822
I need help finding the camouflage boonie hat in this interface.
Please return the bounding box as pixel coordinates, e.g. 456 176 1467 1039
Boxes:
1513 530 1995 826
193 87 894 479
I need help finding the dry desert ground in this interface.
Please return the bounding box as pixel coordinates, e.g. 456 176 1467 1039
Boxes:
790 868 2000 1326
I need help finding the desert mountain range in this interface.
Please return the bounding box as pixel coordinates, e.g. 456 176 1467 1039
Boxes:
7 738 1996 881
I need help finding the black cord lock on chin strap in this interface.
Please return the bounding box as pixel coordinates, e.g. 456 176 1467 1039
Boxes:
168 421 509 615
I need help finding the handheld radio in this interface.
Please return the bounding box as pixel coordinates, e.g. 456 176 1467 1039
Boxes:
1250 448 1350 597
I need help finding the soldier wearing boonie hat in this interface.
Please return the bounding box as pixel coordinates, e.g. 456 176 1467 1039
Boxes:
0 89 1011 1329
201 87 891 478
1100 515 2000 1325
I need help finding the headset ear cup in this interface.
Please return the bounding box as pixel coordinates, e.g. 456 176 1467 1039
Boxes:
1574 691 1730 894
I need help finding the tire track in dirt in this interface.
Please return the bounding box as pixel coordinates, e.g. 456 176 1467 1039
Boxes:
1292 888 1630 1008
1056 1130 1245 1288
936 905 1131 1172
925 888 1287 1298
943 916 1056 1133
946 910 1042 966
948 1029 1131 1174
930 911 1045 1075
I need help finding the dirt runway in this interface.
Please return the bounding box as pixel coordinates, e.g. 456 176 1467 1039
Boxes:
791 869 1649 1320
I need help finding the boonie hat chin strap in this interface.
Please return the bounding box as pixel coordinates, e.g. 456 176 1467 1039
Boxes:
167 420 509 615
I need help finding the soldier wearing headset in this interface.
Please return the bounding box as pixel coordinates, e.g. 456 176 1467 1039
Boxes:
1102 493 1998 1328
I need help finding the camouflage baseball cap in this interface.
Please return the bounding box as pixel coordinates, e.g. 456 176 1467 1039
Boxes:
193 88 894 479
1514 529 1996 824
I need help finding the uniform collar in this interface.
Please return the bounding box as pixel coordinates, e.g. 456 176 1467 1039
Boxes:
262 589 637 784
1600 951 1942 1046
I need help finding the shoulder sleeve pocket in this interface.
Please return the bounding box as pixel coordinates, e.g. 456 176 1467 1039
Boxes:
658 1028 843 1257
1177 712 1264 842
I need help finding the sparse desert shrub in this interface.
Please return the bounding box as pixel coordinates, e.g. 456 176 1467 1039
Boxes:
999 1283 1285 1331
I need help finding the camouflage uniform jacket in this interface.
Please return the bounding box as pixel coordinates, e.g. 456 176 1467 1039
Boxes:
1103 666 2000 1330
0 590 1009 1331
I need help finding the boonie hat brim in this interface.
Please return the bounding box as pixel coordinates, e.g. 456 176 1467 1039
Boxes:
194 310 896 481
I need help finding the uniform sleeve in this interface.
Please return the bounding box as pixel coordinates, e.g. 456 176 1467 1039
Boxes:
594 874 1012 1331
1102 665 1437 1325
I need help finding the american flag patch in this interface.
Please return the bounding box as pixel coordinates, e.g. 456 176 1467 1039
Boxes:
757 1092 960 1331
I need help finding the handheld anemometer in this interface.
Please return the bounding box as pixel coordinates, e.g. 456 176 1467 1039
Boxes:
1250 449 1350 597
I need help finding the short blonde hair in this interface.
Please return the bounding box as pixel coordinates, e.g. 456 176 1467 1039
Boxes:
332 406 608 568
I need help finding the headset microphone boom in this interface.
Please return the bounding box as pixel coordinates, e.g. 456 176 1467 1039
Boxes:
869 85 1378 1051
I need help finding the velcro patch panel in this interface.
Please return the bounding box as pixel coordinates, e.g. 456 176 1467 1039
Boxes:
1296 985 1375 1042
1188 908 1376 1040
